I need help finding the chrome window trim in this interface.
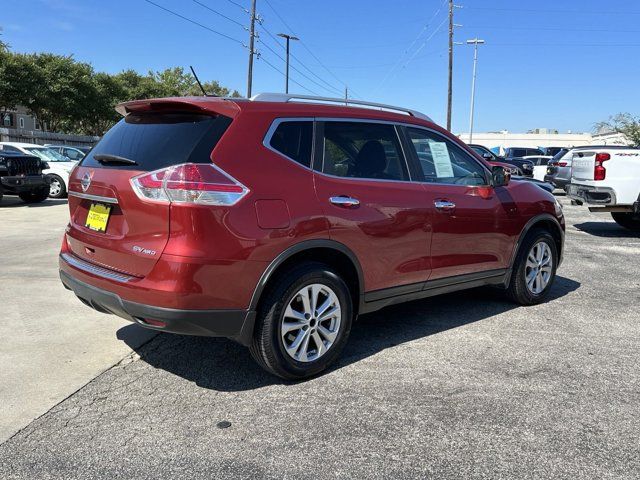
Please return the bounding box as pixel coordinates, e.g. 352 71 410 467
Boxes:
68 191 119 204
60 253 134 283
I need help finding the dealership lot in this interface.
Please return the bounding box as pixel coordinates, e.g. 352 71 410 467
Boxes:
0 194 639 479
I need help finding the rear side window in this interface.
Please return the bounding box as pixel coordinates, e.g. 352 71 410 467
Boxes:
321 121 408 181
268 121 313 167
80 113 232 171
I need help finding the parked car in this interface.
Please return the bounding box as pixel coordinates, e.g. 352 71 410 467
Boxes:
46 144 91 161
470 144 534 177
469 144 522 175
0 150 51 204
504 147 545 158
59 93 565 379
566 146 640 231
524 155 554 181
544 148 571 188
539 147 564 157
0 142 76 198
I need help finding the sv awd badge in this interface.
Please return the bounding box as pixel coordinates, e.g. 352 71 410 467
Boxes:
133 246 156 256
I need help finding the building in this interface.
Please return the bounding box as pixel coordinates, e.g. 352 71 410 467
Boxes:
1 106 42 131
457 129 630 153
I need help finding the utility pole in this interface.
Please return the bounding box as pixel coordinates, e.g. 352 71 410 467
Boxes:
466 38 485 144
246 0 257 98
277 33 299 94
447 1 462 131
345 86 348 104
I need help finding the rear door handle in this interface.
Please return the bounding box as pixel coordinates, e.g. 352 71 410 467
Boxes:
329 196 360 208
434 200 456 212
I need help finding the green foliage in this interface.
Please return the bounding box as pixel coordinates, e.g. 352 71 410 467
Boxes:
0 46 239 135
595 113 640 147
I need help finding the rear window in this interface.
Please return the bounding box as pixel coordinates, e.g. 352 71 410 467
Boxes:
80 113 232 171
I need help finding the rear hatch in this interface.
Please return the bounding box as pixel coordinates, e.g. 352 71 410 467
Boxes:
571 150 596 182
66 106 232 277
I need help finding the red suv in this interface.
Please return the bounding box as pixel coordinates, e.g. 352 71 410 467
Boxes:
59 94 564 379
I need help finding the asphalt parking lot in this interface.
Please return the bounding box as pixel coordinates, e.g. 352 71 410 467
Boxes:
0 193 638 479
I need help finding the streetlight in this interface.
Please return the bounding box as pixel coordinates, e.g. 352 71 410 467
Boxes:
277 33 299 94
466 38 485 143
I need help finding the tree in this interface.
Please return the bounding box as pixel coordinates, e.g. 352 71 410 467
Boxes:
0 53 41 116
595 113 640 147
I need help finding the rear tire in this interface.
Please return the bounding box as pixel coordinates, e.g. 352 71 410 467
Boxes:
611 212 640 232
250 261 353 380
18 186 50 204
47 174 67 198
507 229 558 305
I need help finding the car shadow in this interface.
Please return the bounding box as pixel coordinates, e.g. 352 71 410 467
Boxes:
0 197 68 208
574 221 639 238
118 275 580 392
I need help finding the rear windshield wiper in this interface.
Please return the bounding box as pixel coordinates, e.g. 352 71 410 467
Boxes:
93 154 138 165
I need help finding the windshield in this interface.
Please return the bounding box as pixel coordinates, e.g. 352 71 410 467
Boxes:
25 147 70 162
551 149 569 162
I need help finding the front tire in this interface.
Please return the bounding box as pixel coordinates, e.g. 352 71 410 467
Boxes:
611 212 640 232
507 229 558 305
47 174 67 198
18 186 50 204
250 262 353 380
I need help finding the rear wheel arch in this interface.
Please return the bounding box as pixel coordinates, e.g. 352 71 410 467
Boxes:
249 240 364 316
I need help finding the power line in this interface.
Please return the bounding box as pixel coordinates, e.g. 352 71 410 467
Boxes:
257 24 343 95
262 0 359 97
376 0 447 91
256 31 340 96
143 0 244 45
258 55 322 96
192 0 245 28
463 6 640 15
225 0 248 12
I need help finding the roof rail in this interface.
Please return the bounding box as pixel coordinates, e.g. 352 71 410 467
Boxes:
250 93 432 122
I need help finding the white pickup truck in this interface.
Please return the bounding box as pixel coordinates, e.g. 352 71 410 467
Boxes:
567 146 640 231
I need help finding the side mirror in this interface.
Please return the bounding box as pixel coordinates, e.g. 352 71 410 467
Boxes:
482 152 493 159
491 165 510 187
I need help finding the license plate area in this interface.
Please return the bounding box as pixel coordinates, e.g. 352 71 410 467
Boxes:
85 203 112 233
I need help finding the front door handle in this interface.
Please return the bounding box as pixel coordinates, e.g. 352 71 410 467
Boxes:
330 196 360 208
434 200 456 212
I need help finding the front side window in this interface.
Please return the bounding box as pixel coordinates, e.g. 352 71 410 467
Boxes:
321 121 407 181
406 128 487 186
268 121 313 168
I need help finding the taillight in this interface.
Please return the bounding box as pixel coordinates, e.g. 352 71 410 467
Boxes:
594 152 610 181
558 162 567 167
131 163 249 205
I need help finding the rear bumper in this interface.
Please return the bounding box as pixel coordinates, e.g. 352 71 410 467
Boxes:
566 184 616 205
59 269 256 346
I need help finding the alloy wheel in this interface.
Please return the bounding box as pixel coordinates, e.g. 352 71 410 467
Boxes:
525 241 553 294
280 283 342 363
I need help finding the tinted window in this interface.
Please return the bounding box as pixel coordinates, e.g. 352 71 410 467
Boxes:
407 128 487 186
510 148 527 157
551 149 569 162
321 122 407 181
269 121 313 167
0 145 21 153
63 148 83 160
81 113 232 171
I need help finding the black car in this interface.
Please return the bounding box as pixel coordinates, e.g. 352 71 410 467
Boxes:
0 151 51 204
